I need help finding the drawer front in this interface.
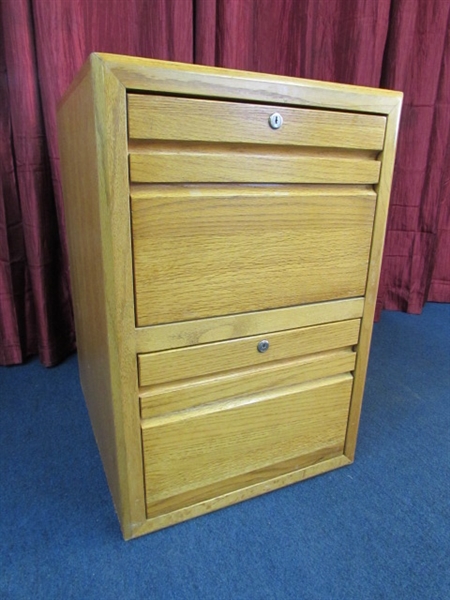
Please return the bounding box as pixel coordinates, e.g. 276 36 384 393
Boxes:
141 374 353 516
129 150 380 185
135 297 364 354
140 347 356 419
128 94 387 150
138 318 360 387
127 95 384 185
132 186 375 326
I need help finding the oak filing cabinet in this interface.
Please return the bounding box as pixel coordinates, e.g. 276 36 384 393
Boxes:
57 53 402 539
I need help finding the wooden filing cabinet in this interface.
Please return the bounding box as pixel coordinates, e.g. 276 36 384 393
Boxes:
57 53 402 539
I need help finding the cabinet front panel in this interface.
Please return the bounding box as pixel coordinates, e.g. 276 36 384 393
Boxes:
141 374 353 516
131 185 376 326
138 318 360 387
128 94 386 150
140 348 356 419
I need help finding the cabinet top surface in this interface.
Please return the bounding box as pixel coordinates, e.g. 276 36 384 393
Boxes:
59 52 403 116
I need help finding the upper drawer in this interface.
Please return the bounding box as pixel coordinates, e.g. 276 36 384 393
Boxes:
127 95 384 185
128 94 386 150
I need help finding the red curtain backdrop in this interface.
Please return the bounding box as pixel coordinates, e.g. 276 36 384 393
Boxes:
0 0 448 366
0 0 193 366
378 0 450 314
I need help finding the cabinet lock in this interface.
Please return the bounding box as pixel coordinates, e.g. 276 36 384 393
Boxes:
257 340 270 353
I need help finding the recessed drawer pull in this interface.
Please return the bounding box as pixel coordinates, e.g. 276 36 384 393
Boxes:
268 112 283 129
257 339 270 353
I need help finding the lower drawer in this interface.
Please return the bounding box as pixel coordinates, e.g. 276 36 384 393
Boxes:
141 373 353 518
138 318 360 387
140 347 356 419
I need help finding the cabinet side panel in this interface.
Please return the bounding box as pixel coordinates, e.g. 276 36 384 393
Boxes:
91 59 147 538
57 72 122 520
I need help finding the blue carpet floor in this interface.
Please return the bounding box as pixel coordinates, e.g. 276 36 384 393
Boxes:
1 303 449 599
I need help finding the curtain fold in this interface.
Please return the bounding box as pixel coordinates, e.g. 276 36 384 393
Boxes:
0 0 448 366
196 0 392 86
0 9 35 366
1 0 72 366
0 0 193 366
377 0 450 314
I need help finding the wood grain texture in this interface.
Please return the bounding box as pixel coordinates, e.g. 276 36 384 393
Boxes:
57 68 122 518
128 94 386 149
58 53 401 539
129 150 381 184
141 374 353 512
133 454 351 536
140 348 356 418
89 56 147 536
58 54 146 539
95 53 402 114
132 186 376 326
138 319 361 387
144 446 345 519
134 297 364 353
345 100 403 460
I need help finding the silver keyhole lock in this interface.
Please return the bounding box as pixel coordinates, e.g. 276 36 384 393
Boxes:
269 112 283 129
257 339 270 353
